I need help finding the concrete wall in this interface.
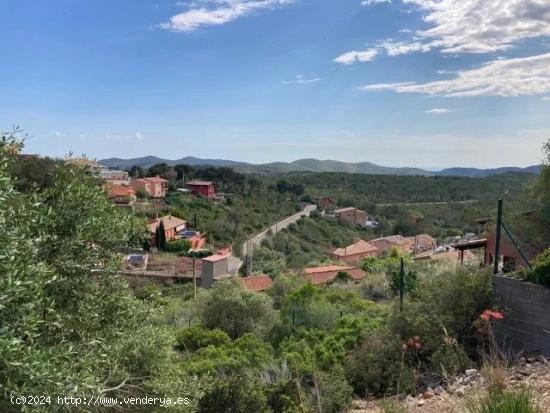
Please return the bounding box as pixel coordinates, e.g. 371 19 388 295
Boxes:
492 275 550 357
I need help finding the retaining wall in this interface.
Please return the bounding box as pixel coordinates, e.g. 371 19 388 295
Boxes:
492 275 550 357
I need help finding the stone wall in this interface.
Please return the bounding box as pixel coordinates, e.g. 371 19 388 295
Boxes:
492 275 550 357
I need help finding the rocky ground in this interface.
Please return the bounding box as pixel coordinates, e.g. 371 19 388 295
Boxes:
349 356 550 412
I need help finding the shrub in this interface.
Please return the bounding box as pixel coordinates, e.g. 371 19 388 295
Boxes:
134 283 160 301
164 238 191 254
198 375 270 413
310 368 353 413
466 389 541 413
525 248 550 287
360 272 390 301
195 280 279 339
344 329 406 397
174 326 230 353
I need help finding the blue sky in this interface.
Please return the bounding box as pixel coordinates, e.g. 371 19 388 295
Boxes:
1 0 549 168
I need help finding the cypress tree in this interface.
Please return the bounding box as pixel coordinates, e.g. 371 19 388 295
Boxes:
158 220 166 251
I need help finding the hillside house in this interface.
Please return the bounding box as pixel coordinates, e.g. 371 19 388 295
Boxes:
105 184 136 205
186 180 215 199
331 238 378 264
334 207 368 227
303 265 367 285
201 254 232 288
316 197 335 210
148 215 187 247
485 231 539 272
238 275 273 292
407 234 437 254
100 167 130 185
370 235 413 255
131 176 169 198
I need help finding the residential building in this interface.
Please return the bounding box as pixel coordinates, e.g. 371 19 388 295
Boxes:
105 184 136 205
407 234 437 254
201 254 232 288
99 167 130 185
303 265 367 285
331 238 378 264
238 275 273 292
186 180 215 199
334 207 369 227
316 197 335 210
370 235 413 255
485 230 539 273
148 215 187 246
131 176 169 198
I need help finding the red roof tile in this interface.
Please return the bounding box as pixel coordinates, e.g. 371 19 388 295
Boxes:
304 265 367 285
238 275 273 292
332 239 378 257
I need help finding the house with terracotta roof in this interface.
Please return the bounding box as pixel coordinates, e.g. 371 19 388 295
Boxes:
186 180 215 199
238 275 273 292
370 235 413 255
331 238 378 264
303 265 367 285
407 234 437 254
131 176 169 198
334 207 368 227
105 183 136 205
148 215 187 246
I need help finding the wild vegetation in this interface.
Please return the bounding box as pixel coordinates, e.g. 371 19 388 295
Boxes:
2 130 550 412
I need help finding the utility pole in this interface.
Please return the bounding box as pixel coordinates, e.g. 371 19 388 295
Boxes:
493 199 503 274
192 256 197 299
399 257 405 312
246 240 253 276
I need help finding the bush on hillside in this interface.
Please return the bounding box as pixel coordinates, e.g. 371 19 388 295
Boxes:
195 280 279 339
164 238 191 254
525 248 550 287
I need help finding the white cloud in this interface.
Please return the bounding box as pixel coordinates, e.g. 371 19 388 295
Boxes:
160 0 293 32
401 0 550 54
360 53 550 97
542 96 550 101
379 40 432 56
425 108 451 114
361 0 391 6
282 75 321 85
334 49 378 65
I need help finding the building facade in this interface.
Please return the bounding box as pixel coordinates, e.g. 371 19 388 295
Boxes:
186 181 215 199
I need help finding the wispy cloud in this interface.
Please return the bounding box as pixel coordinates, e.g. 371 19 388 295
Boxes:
543 96 550 101
339 0 550 65
160 0 294 32
334 49 378 65
90 131 144 141
425 108 451 114
360 53 550 97
282 75 321 85
399 0 550 54
361 0 391 6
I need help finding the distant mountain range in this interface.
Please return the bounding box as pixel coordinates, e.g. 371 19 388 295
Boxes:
99 156 541 177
